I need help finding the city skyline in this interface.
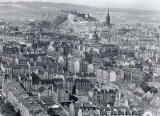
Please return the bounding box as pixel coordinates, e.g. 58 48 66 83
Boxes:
0 0 160 115
0 0 160 11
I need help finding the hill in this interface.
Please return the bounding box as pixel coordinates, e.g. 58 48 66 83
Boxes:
0 1 160 23
0 1 104 21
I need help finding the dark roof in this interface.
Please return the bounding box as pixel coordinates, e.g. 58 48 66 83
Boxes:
31 72 40 84
132 110 138 115
109 89 116 93
38 69 45 75
118 110 125 115
75 79 90 83
66 77 74 82
126 110 132 115
40 96 56 106
77 73 96 77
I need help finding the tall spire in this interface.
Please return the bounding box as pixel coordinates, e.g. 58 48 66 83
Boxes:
108 8 109 16
106 8 110 26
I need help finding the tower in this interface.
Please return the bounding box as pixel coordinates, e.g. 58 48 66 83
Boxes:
92 31 99 43
106 9 110 26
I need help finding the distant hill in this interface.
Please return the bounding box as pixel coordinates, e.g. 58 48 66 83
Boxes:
1 1 159 13
0 1 104 12
0 1 160 23
0 1 104 21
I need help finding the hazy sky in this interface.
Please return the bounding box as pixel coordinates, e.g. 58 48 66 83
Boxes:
0 0 160 10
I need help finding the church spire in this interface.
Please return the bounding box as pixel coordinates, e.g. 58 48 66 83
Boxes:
108 8 109 16
106 8 110 26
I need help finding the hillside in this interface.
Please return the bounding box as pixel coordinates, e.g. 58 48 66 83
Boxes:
0 1 160 23
0 1 104 21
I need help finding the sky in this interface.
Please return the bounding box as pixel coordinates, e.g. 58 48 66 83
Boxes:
0 0 160 10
